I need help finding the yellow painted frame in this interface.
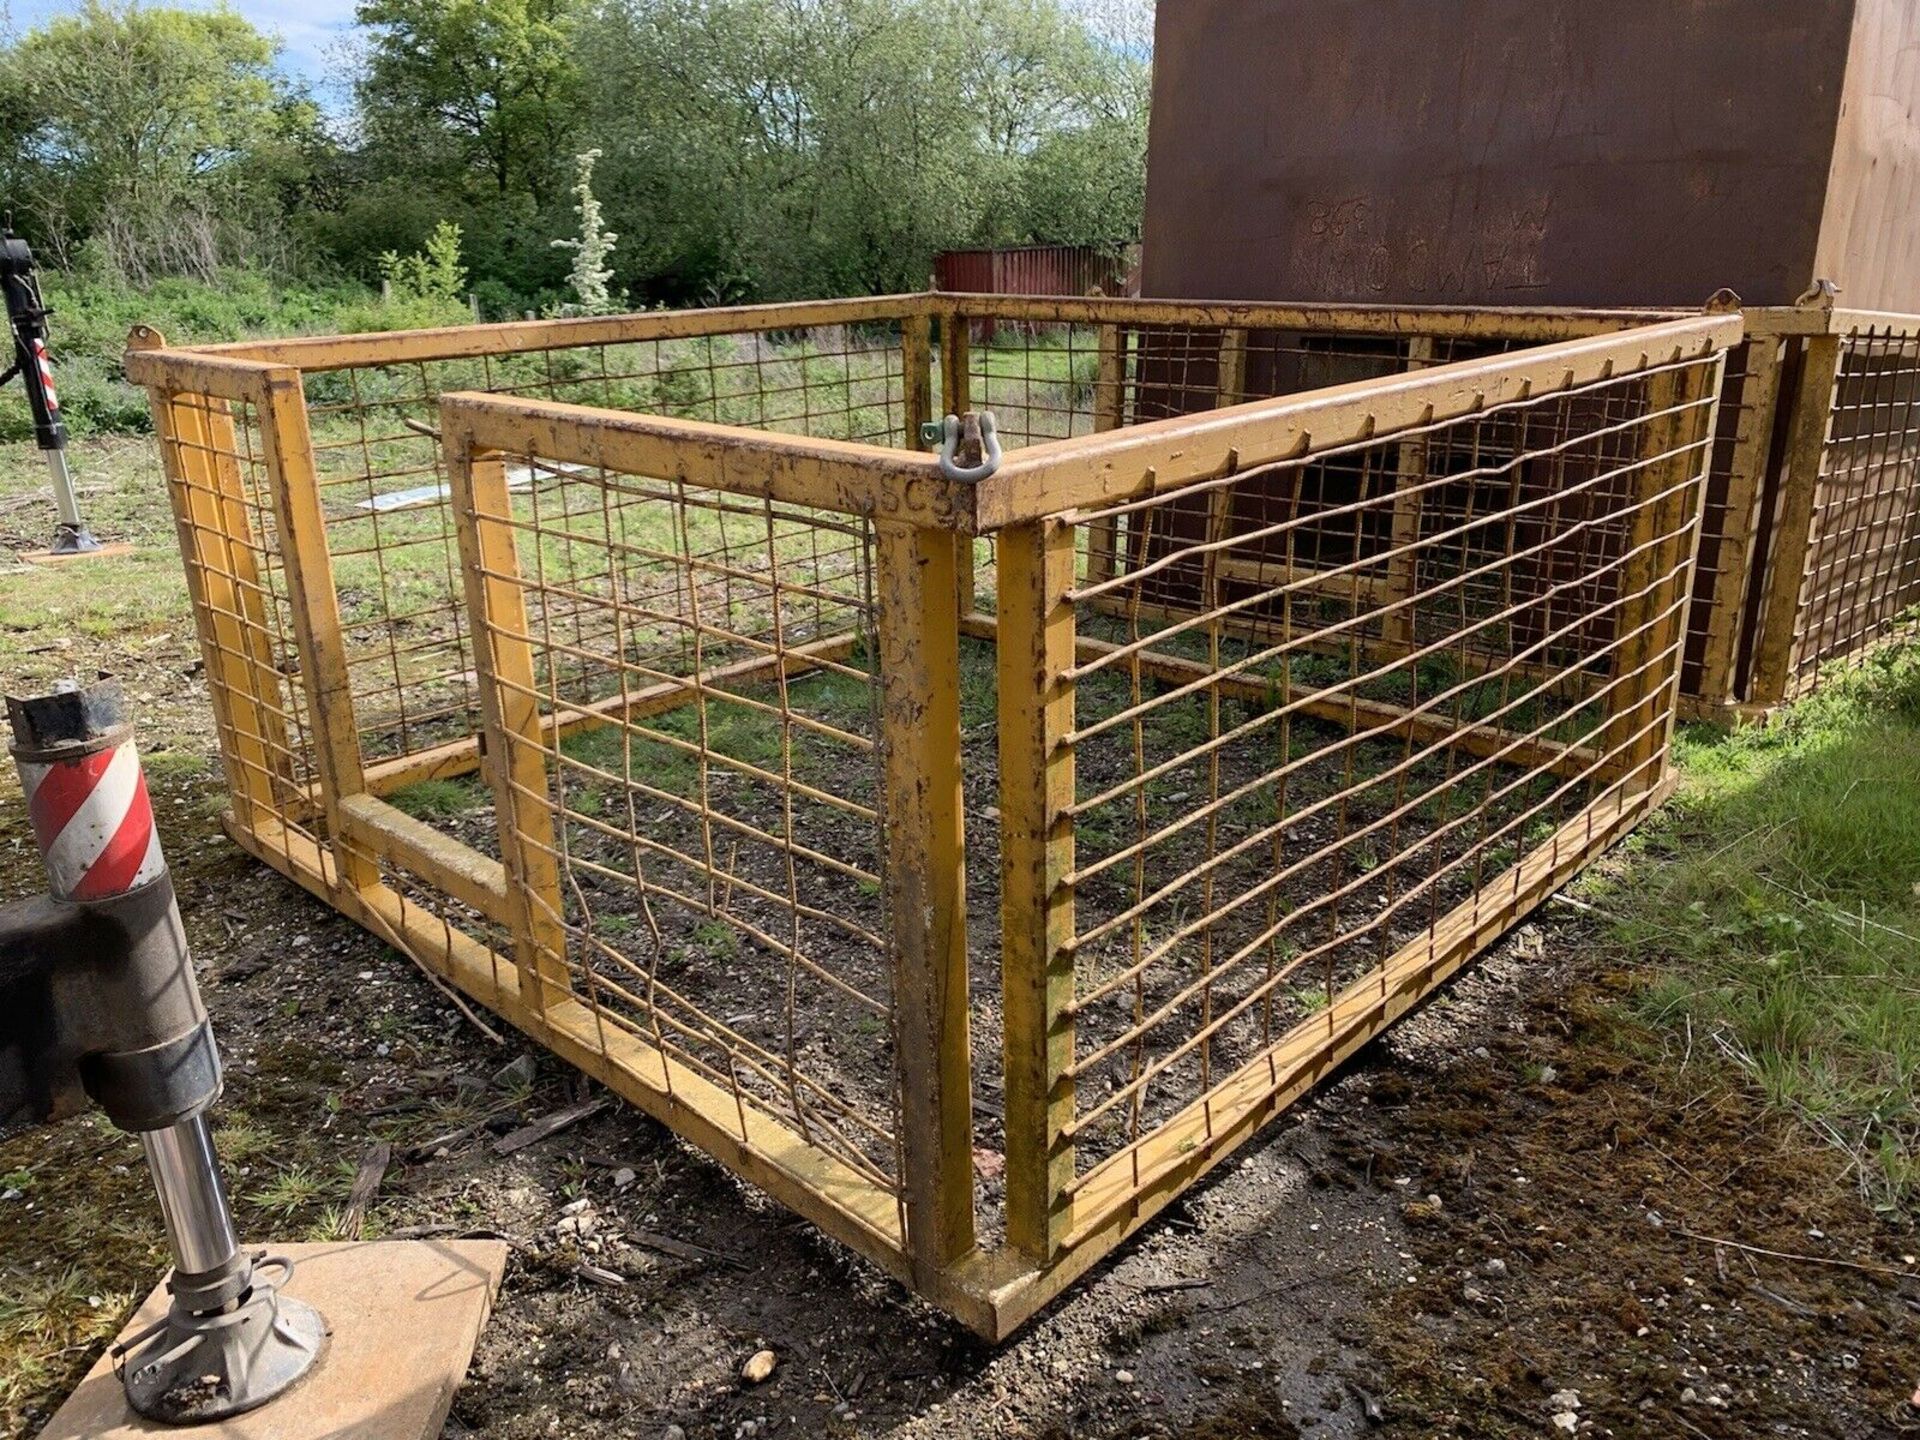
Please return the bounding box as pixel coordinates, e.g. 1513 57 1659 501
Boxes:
132 297 1752 1339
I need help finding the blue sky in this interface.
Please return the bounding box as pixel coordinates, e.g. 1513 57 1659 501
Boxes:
6 0 358 92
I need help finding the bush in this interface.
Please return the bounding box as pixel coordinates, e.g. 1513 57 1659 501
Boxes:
0 267 471 439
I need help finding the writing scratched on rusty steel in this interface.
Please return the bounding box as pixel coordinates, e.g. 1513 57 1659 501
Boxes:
1293 194 1554 297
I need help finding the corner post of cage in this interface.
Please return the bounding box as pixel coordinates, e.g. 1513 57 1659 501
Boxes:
1606 351 1724 788
442 409 572 1017
939 299 972 418
1748 330 1844 710
1694 328 1786 713
1214 326 1248 408
254 365 378 893
996 513 1078 1263
1650 353 1727 766
1094 322 1126 426
134 356 290 835
1383 337 1439 653
873 515 976 1278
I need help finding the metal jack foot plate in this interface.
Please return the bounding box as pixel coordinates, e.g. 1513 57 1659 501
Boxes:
39 1240 507 1440
116 1254 328 1424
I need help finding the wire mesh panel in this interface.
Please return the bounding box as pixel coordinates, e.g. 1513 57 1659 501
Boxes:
963 320 1538 448
1791 323 1920 689
952 296 1763 714
141 377 320 864
988 328 1729 1256
450 442 907 1202
964 324 1104 446
296 319 914 776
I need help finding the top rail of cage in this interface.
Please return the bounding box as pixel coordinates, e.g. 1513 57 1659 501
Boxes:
121 289 1721 378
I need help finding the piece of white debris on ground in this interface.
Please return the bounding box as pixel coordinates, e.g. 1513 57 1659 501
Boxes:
357 464 540 513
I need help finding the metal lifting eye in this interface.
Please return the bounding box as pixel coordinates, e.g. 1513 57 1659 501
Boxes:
935 411 1001 482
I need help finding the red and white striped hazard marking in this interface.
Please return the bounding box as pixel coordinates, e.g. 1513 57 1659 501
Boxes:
17 740 164 900
30 339 58 414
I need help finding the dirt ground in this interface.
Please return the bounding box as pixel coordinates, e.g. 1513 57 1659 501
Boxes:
2 444 1917 1438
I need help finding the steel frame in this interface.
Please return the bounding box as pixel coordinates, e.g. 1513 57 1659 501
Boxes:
130 297 1751 1339
1732 298 1920 713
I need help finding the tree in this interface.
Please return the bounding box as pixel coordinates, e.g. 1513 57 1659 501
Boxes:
0 1 320 278
380 220 468 303
1016 115 1146 251
1070 0 1155 57
354 0 584 208
572 0 1149 302
0 0 1153 306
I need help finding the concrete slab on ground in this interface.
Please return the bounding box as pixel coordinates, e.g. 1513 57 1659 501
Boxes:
39 1239 508 1440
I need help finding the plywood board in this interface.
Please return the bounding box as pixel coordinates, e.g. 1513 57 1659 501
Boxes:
39 1239 507 1440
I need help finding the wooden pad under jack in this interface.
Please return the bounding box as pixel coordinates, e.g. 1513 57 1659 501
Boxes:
39 1239 509 1440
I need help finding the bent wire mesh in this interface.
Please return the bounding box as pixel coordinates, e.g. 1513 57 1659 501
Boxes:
1037 357 1716 1240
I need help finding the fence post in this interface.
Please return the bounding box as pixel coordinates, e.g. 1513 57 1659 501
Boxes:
143 381 290 835
1383 336 1438 653
940 303 972 418
997 516 1077 1262
1214 326 1248 408
1693 334 1786 713
255 367 378 893
874 519 975 1277
1748 333 1843 710
902 312 934 451
1085 324 1128 585
939 306 978 616
1606 358 1721 788
444 420 571 1016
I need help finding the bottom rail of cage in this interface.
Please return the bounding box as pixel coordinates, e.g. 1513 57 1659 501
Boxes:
215 745 1667 1342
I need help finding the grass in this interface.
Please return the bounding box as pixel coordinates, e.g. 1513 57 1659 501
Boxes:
0 1267 140 1422
1587 641 1920 1210
5 262 1100 450
0 444 188 636
388 776 486 819
558 684 838 807
245 1162 339 1217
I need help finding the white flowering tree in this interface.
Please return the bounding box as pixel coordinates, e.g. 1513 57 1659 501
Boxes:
552 148 619 314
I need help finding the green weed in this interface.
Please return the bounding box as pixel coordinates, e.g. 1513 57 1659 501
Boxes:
691 919 739 959
245 1164 337 1217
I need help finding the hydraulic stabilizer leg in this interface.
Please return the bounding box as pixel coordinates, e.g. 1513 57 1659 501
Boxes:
0 222 101 554
1 680 324 1422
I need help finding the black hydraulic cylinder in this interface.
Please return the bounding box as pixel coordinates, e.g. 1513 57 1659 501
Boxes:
0 228 67 454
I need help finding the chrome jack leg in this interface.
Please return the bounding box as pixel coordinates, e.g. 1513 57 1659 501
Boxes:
112 1116 326 1423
